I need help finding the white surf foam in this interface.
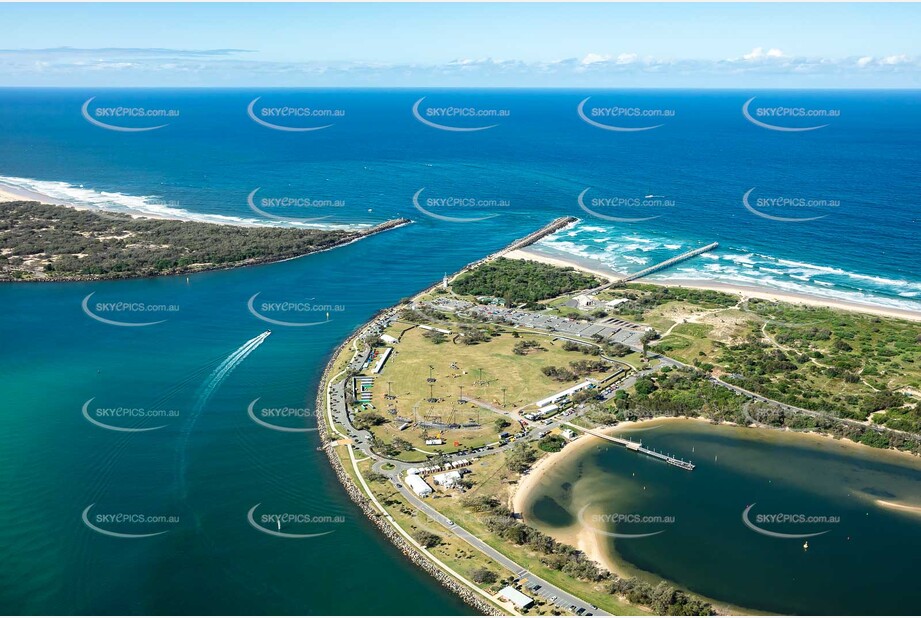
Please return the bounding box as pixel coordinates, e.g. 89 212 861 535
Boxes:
0 175 367 230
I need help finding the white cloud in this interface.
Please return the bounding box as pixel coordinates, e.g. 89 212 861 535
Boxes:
580 53 611 66
742 47 786 61
881 54 910 65
0 46 918 87
580 52 638 66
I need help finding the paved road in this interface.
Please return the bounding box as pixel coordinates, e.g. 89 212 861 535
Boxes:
385 471 609 616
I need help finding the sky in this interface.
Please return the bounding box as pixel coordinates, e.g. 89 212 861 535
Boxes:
1 3 920 88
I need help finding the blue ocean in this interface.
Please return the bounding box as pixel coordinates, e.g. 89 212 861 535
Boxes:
2 89 919 310
0 89 919 614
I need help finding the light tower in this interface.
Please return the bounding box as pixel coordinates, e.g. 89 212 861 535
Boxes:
442 273 448 290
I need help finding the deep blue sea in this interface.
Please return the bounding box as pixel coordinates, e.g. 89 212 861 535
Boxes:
1 89 919 309
0 89 919 614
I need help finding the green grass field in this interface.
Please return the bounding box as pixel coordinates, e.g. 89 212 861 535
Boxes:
353 324 616 458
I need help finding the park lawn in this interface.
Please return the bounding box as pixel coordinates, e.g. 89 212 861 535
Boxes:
382 326 614 407
334 445 371 499
354 326 615 459
355 399 506 459
653 329 715 365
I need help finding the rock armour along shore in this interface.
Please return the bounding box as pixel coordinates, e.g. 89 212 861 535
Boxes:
315 333 501 617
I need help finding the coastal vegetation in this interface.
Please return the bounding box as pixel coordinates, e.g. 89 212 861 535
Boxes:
452 257 600 307
594 366 921 455
321 248 921 618
587 279 921 447
0 200 404 281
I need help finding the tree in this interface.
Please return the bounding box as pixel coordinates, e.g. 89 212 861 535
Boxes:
411 530 442 548
423 330 446 344
634 377 657 396
471 568 498 585
451 258 600 305
505 443 537 473
494 418 512 431
538 435 566 452
391 437 412 453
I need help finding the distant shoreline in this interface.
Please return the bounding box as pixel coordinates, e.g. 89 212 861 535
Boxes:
505 247 921 323
0 180 369 231
1 199 411 283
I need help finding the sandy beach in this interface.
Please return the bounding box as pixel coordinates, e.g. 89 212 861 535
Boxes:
505 246 921 323
0 183 68 205
0 179 367 230
513 444 621 576
511 420 673 576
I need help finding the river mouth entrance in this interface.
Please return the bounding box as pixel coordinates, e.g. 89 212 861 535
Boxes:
518 419 921 615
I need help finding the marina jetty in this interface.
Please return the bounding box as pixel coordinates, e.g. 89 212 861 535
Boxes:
565 423 696 471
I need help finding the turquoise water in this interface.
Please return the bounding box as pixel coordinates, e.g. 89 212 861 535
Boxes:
520 421 921 615
0 234 479 614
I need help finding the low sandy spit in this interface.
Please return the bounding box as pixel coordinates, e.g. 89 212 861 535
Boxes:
876 499 921 517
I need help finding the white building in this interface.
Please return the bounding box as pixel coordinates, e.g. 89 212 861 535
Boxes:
380 334 400 345
424 438 444 446
432 470 461 489
432 470 463 488
419 324 452 335
535 380 595 408
498 586 534 609
372 347 393 374
405 474 433 497
567 293 598 310
605 298 628 308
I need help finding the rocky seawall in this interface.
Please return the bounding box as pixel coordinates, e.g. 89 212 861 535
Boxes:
314 335 500 617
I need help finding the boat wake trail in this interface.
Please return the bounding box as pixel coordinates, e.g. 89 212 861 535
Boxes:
178 330 272 496
195 331 271 411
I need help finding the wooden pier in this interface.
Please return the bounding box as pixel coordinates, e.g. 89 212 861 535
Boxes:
564 423 695 470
